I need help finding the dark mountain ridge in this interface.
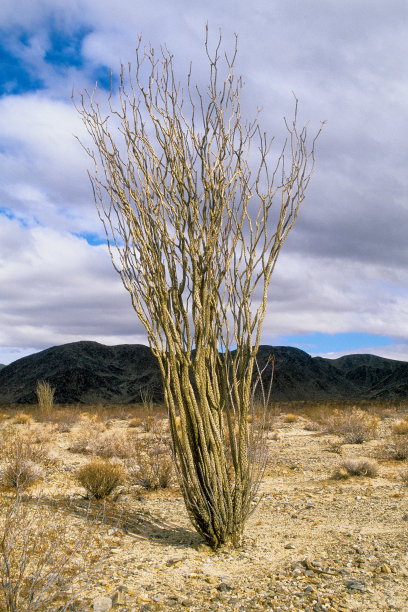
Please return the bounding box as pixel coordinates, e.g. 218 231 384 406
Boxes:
0 341 407 404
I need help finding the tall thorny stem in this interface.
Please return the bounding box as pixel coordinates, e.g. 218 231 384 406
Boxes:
75 30 323 549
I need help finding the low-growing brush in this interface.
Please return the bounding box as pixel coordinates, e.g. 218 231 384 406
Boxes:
332 457 379 479
75 458 126 499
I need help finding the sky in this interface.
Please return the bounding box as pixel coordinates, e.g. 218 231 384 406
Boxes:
0 0 408 366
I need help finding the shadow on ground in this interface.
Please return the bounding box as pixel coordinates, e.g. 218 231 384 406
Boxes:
38 494 202 549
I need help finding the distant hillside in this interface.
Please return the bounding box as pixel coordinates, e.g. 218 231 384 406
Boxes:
0 341 408 404
0 364 5 371
0 342 162 404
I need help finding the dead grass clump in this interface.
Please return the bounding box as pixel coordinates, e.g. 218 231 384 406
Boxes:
283 413 298 423
381 435 408 461
322 408 378 444
0 491 105 611
128 434 173 490
392 419 408 436
75 458 126 499
332 457 379 480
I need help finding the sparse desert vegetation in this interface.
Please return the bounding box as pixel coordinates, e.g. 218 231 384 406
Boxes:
0 400 406 610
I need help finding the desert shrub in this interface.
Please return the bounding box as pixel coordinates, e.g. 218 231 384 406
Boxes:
0 491 105 611
392 419 408 436
322 409 378 443
68 420 107 454
93 429 136 459
75 458 126 499
0 430 50 490
35 380 55 416
332 457 379 480
24 423 57 446
11 413 33 426
69 420 139 459
0 459 44 490
283 413 298 423
128 417 140 428
128 433 173 490
141 414 159 433
400 470 408 486
381 435 408 461
40 408 80 432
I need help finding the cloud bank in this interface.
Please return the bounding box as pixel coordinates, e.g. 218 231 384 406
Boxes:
1 0 408 365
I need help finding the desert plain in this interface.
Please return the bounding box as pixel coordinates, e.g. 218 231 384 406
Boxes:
0 401 407 612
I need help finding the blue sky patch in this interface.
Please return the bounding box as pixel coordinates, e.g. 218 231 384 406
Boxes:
73 232 106 246
91 66 116 91
274 332 394 356
0 42 44 95
44 27 92 69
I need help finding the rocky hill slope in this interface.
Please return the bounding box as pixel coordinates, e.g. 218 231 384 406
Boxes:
0 341 407 404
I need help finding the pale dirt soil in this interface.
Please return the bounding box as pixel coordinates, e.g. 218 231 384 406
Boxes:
0 406 407 612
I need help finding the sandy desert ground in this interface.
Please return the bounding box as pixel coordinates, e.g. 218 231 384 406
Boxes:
0 402 407 612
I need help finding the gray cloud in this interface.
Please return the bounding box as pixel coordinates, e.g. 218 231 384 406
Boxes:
1 0 408 364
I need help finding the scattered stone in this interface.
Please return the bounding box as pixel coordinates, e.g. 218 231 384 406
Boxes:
111 590 125 606
284 543 296 549
344 579 366 592
166 557 185 567
376 563 392 574
92 596 112 612
217 582 233 592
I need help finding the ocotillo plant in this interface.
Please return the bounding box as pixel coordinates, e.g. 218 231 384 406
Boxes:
75 31 322 549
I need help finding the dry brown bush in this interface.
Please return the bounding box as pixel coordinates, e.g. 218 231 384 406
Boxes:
92 429 137 459
39 407 81 432
75 458 126 499
128 417 140 428
322 409 378 444
24 423 57 446
283 413 298 423
381 435 408 461
0 490 106 611
11 413 33 425
127 433 173 490
35 380 55 417
332 457 379 480
68 420 107 454
392 419 408 436
0 429 51 490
